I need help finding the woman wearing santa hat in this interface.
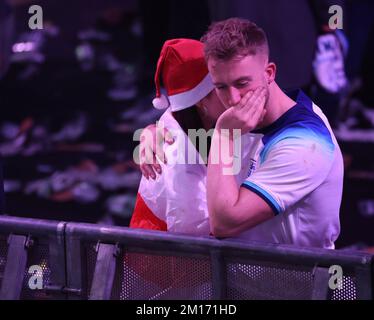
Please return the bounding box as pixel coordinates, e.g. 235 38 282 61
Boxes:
130 38 226 236
124 39 228 297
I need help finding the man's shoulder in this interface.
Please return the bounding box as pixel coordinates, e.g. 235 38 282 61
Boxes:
260 91 336 157
259 116 337 165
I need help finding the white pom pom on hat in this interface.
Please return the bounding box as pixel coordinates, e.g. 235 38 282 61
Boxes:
152 94 170 110
152 38 214 112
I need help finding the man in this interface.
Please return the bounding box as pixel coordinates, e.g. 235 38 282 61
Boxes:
203 18 343 248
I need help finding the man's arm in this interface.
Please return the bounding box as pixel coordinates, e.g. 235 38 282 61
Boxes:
207 87 273 237
207 128 273 238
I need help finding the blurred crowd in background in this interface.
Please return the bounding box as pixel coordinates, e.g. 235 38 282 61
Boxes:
0 0 373 248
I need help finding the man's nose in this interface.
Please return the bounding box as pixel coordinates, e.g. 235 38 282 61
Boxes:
227 87 241 107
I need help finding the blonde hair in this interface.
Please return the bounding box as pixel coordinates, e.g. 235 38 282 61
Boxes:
201 18 269 61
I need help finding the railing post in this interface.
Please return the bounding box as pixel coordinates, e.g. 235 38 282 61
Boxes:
0 235 31 300
65 235 84 299
89 242 119 300
46 222 67 299
311 266 331 300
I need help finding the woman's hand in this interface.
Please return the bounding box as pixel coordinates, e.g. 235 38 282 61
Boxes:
139 124 174 179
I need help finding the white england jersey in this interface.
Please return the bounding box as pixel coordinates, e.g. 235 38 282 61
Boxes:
236 90 343 249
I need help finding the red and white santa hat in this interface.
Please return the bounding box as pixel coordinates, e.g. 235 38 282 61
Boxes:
152 38 215 112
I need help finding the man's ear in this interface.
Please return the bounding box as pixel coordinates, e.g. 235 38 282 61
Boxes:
265 62 276 84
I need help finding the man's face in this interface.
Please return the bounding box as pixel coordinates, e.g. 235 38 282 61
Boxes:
207 54 270 109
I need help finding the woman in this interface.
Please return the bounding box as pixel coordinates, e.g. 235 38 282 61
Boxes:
130 38 225 236
125 39 225 298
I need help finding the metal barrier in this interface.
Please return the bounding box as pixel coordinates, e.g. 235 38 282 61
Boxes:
0 215 373 300
0 216 66 300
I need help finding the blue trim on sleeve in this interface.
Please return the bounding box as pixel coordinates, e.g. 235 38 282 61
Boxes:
241 181 282 215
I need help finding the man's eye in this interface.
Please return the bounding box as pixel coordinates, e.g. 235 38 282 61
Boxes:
236 82 248 88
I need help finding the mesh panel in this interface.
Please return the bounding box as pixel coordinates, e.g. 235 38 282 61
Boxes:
111 255 124 300
0 237 8 290
85 243 98 299
121 252 213 300
226 260 314 300
331 275 357 300
21 243 52 300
